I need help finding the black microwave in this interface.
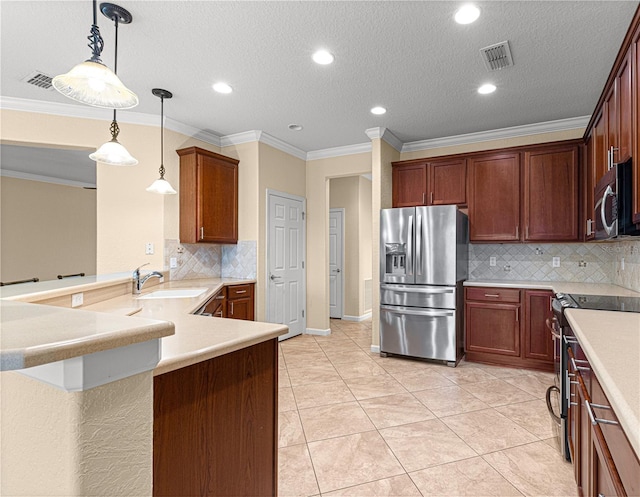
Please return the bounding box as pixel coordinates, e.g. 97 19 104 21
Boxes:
594 158 640 239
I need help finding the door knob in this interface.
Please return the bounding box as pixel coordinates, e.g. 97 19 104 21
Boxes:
270 274 282 281
336 268 341 273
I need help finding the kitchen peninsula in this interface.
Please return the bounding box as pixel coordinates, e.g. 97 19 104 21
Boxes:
0 274 287 497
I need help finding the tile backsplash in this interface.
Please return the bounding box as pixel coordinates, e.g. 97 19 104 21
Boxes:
164 239 257 280
469 239 640 292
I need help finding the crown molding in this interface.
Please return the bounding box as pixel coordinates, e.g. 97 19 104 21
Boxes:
220 130 262 147
258 132 307 161
365 127 403 152
401 116 590 153
0 168 96 188
307 142 372 161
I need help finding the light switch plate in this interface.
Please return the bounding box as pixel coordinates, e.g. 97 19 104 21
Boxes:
170 257 178 269
71 293 84 308
552 257 560 268
489 257 496 267
145 242 154 255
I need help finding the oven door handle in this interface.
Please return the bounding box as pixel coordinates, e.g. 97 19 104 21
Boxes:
600 184 616 236
546 318 561 339
545 386 562 426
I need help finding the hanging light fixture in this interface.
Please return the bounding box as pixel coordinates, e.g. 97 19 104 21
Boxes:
146 89 177 194
52 0 138 109
89 3 138 165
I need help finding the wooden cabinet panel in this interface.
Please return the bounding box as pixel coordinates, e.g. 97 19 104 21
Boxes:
430 159 467 206
465 301 520 357
392 162 427 207
468 153 520 242
616 51 633 162
203 287 226 317
523 290 553 363
464 287 520 303
634 23 640 224
227 283 255 321
153 339 278 497
178 147 239 244
593 109 608 185
583 136 596 240
523 146 579 241
605 85 618 166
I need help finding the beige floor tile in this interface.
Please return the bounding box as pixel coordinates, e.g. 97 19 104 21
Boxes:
503 373 553 398
543 436 563 453
323 474 422 496
391 369 456 392
441 408 538 455
376 357 438 374
325 348 373 364
281 335 323 350
279 410 306 448
461 378 536 406
292 379 356 409
279 386 298 412
468 361 530 379
344 374 407 400
333 360 388 380
439 366 498 385
287 363 341 386
359 393 435 429
413 385 489 418
307 431 405 494
380 418 477 472
483 441 576 496
279 367 291 388
495 399 557 440
314 330 352 342
284 353 332 369
408 456 523 496
278 444 320 497
299 401 376 441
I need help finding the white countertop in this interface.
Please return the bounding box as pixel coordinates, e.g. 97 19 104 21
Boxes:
565 309 640 459
1 276 287 375
464 280 640 297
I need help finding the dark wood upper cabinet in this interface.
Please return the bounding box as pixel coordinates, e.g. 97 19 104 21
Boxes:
468 152 521 242
616 50 633 163
392 158 466 207
592 109 608 184
634 22 640 224
583 137 596 240
178 147 239 244
523 145 579 241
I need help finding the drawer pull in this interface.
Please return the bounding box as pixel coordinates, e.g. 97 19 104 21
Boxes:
484 293 500 298
215 295 225 300
571 357 590 371
570 402 578 406
585 401 619 426
234 290 247 294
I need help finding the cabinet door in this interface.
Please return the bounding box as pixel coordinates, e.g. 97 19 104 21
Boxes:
392 163 427 207
523 146 579 241
616 50 633 162
198 154 238 244
468 153 520 241
523 290 554 363
228 297 254 321
576 373 590 496
633 24 640 224
204 289 226 317
429 159 467 206
583 136 596 240
593 109 608 184
465 302 521 357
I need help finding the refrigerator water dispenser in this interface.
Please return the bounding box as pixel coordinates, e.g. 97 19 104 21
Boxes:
384 243 407 276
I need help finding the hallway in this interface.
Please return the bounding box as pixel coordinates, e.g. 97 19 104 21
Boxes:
277 319 575 496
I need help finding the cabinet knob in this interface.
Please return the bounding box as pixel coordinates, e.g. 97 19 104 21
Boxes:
200 227 204 240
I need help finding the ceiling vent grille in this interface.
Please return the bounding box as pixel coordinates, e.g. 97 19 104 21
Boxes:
21 71 54 90
480 41 514 71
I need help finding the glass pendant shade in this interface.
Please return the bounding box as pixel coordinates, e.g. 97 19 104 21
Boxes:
90 138 138 166
146 177 177 195
53 60 138 109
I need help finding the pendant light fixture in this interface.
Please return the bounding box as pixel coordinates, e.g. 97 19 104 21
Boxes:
89 3 138 165
146 89 177 195
52 0 138 109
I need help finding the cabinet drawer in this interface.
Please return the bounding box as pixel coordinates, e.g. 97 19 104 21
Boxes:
465 287 521 303
227 283 254 300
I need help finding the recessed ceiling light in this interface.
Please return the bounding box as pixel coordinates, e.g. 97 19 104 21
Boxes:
288 124 303 131
312 50 334 65
212 82 233 94
477 83 496 94
371 106 386 115
455 4 480 24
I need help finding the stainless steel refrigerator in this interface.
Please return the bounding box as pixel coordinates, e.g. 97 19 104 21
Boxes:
379 205 468 366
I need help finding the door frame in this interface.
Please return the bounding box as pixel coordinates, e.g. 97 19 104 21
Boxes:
265 189 307 334
329 208 345 319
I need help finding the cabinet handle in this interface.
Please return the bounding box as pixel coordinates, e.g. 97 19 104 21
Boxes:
484 293 500 298
516 226 519 238
571 357 590 371
586 219 593 236
215 295 225 300
585 401 619 426
430 192 434 204
526 226 529 239
515 308 519 322
200 227 204 240
214 311 223 317
423 192 426 204
230 301 234 315
234 290 247 294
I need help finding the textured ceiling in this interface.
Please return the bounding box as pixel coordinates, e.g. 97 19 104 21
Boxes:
1 1 638 153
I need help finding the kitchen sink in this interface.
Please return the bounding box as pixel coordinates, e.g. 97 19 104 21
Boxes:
137 288 208 299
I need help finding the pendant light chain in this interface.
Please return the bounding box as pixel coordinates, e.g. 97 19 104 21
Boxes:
88 0 104 63
110 13 120 140
159 95 166 179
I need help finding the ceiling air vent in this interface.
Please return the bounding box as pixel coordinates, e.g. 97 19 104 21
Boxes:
21 71 54 90
480 41 514 71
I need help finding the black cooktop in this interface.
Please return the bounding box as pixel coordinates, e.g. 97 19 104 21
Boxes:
560 293 640 313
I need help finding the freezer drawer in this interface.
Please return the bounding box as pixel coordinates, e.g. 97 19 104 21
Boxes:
380 284 456 309
380 305 456 362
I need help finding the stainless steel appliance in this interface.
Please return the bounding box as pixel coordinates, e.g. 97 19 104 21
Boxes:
548 292 640 460
594 158 640 239
379 205 468 366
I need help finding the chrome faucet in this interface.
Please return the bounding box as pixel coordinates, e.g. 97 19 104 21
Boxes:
132 263 164 294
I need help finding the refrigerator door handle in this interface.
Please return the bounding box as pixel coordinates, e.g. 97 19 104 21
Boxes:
380 305 455 317
380 285 453 294
416 213 423 276
407 215 414 277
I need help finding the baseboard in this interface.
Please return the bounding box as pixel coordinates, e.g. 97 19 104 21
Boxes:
305 327 331 336
342 312 373 322
370 345 380 353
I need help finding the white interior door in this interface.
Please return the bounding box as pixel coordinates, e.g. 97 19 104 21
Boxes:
329 209 344 319
267 191 306 341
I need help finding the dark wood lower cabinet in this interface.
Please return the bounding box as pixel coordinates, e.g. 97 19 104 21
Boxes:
153 339 278 497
